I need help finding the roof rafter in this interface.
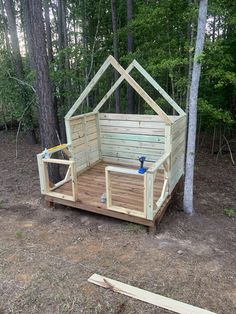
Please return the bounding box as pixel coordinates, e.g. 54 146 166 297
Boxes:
65 55 185 123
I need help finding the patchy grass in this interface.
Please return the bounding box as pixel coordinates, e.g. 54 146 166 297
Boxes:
224 208 235 218
15 230 25 238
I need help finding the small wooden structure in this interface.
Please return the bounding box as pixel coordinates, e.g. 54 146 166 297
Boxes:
37 55 186 231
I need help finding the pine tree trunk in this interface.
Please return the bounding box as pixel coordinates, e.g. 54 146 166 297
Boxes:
5 0 24 78
44 0 53 63
57 0 70 142
126 0 134 113
22 0 61 182
183 0 208 214
111 0 120 113
0 0 11 51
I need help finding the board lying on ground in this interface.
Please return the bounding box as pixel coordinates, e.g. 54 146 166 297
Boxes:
37 55 187 231
88 274 216 314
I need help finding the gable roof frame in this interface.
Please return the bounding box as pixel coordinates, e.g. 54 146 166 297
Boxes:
65 55 185 124
93 59 185 116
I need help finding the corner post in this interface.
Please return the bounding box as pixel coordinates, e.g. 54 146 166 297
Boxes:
71 161 78 201
37 153 47 194
144 171 154 220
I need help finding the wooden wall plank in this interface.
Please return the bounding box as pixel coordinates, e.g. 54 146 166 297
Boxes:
100 133 165 143
99 113 166 166
99 113 165 122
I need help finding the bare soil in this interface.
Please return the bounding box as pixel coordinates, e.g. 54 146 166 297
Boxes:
0 131 235 314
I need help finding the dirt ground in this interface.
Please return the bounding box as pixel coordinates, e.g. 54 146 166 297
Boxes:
0 131 235 314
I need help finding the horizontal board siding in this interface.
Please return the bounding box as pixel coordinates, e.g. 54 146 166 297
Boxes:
99 113 166 122
68 113 100 171
99 119 165 129
169 115 186 192
99 113 166 165
101 144 163 157
100 133 165 143
101 138 164 150
100 126 165 136
71 120 96 134
102 156 154 167
102 150 162 163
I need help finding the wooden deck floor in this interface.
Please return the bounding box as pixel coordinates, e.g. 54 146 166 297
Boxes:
54 161 164 216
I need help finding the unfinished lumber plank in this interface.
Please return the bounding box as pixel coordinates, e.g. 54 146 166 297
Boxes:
88 274 216 314
99 113 165 122
109 56 172 125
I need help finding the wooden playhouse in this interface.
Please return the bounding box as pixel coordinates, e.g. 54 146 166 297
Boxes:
37 55 187 231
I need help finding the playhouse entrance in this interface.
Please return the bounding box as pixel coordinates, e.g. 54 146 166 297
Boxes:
53 161 163 217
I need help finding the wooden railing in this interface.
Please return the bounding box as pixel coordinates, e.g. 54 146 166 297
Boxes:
105 152 171 220
145 152 171 219
37 144 78 201
105 166 146 218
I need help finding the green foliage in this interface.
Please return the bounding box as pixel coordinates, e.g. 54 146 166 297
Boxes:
15 230 25 238
224 208 235 218
0 50 36 131
0 0 235 138
198 99 235 129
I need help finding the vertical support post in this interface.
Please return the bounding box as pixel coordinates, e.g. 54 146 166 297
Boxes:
65 118 72 145
71 161 78 201
165 124 172 191
144 172 154 220
37 153 47 194
95 113 102 160
83 115 90 167
43 161 50 194
105 168 112 208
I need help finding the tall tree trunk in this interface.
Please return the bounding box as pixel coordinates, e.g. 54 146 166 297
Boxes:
183 0 208 214
111 0 120 113
57 0 70 141
5 0 24 78
44 0 53 63
44 0 60 140
22 0 60 182
0 0 11 51
126 0 134 113
186 0 196 114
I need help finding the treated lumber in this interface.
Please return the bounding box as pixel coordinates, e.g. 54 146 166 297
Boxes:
93 61 136 113
132 60 186 116
147 152 170 173
100 133 165 143
109 56 172 125
65 58 111 119
99 113 165 122
43 158 74 165
88 274 216 314
106 165 143 176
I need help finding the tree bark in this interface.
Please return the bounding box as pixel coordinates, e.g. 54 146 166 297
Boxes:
22 0 60 182
0 0 11 51
44 0 53 63
183 0 208 214
111 0 120 113
126 0 134 113
57 0 70 141
5 0 24 78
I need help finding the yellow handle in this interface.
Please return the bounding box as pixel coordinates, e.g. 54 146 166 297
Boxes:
47 144 67 152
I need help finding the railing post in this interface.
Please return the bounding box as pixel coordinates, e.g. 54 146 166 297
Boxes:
37 153 45 194
145 172 154 220
71 161 78 201
105 168 112 208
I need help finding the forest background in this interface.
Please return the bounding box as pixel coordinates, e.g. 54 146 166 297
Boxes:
0 0 235 156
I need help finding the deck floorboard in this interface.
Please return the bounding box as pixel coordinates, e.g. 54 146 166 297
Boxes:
55 161 164 213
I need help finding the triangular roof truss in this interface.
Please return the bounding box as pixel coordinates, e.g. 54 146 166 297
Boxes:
65 55 185 125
